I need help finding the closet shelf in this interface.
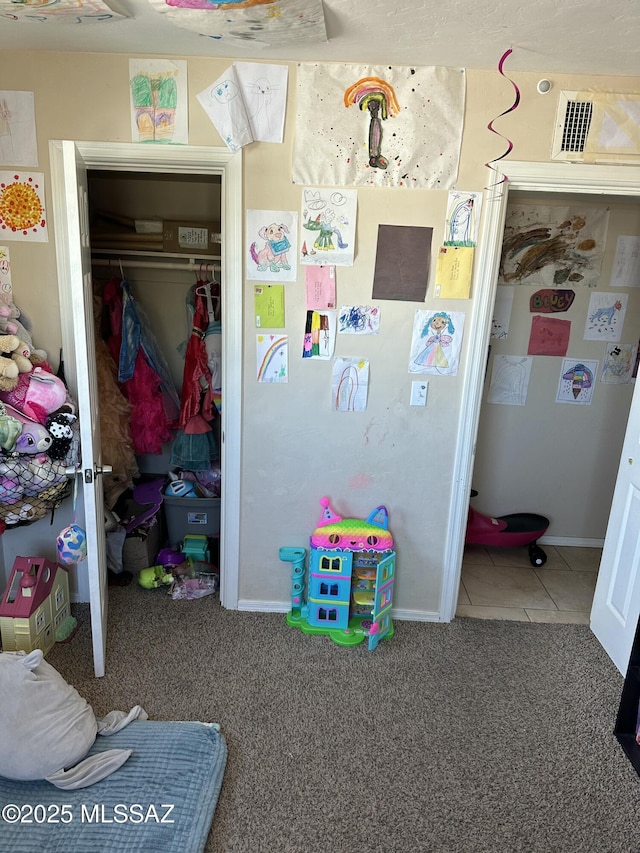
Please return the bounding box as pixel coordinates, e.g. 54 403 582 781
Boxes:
91 248 221 272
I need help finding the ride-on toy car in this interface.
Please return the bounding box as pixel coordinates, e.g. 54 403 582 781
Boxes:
465 489 550 567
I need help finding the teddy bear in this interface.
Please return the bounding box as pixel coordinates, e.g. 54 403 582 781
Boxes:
0 301 47 365
0 333 33 394
8 337 33 377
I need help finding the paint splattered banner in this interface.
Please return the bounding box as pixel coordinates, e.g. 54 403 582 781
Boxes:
0 0 124 22
499 204 610 288
148 0 326 48
293 63 465 189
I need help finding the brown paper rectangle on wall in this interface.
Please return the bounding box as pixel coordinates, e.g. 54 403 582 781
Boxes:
372 225 432 301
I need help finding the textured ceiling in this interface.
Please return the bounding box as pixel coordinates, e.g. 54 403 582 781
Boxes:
0 0 638 79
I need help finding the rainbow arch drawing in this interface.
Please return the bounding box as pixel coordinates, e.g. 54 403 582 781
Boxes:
257 334 288 382
343 77 400 119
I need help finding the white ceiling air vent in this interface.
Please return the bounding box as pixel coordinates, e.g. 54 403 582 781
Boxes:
552 90 640 164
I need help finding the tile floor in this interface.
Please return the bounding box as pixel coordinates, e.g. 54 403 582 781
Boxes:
456 543 602 624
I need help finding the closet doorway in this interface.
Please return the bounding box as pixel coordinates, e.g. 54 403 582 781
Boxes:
49 141 243 677
441 160 640 674
460 189 639 620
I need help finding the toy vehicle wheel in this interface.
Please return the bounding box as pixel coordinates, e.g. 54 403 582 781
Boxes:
528 543 547 567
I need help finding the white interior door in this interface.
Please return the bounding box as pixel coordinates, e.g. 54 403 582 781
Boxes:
590 377 640 675
50 140 108 677
50 140 243 676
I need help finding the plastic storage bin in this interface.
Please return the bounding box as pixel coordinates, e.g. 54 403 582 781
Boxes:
163 495 221 546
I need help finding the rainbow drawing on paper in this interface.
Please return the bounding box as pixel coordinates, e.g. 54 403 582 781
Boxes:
332 357 369 411
344 77 399 170
256 333 288 383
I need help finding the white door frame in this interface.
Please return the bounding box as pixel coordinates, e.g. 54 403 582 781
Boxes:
441 160 640 622
52 141 243 609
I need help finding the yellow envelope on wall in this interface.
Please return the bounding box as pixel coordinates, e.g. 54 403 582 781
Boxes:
254 284 285 328
434 246 475 299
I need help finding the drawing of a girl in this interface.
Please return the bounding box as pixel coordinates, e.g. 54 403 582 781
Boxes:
448 197 474 244
414 311 455 369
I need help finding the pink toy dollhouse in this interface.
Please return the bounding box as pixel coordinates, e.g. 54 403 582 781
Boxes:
0 556 71 656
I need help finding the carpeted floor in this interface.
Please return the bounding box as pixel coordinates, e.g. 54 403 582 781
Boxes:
48 584 640 853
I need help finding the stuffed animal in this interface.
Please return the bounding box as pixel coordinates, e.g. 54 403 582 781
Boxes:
0 302 47 364
0 402 22 451
0 473 23 504
0 500 38 525
4 403 53 455
10 338 34 375
0 366 67 423
0 301 20 327
18 454 66 495
45 411 76 460
0 481 67 526
0 334 23 392
0 650 147 789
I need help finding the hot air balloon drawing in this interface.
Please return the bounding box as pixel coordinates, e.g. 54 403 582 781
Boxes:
344 77 400 170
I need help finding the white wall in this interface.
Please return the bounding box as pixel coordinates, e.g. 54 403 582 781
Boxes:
0 50 638 617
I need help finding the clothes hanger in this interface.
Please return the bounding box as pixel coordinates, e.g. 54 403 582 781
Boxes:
194 263 209 295
191 265 216 323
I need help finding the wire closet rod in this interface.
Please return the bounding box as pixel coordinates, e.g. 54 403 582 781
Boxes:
91 257 221 272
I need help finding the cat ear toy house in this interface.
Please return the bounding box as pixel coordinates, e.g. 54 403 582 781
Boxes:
0 556 72 656
280 497 396 650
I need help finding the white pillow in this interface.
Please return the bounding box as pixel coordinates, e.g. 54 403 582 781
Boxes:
0 649 146 789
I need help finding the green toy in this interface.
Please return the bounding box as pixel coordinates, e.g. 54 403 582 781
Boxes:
181 534 210 564
138 565 174 590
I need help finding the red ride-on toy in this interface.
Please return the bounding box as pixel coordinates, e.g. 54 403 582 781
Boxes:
465 489 550 567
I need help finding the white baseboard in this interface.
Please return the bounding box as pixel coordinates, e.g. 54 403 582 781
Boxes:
69 593 447 622
237 600 289 613
237 599 441 622
391 608 442 622
539 535 604 548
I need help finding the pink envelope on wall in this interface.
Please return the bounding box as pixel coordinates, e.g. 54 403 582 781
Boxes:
527 315 571 357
